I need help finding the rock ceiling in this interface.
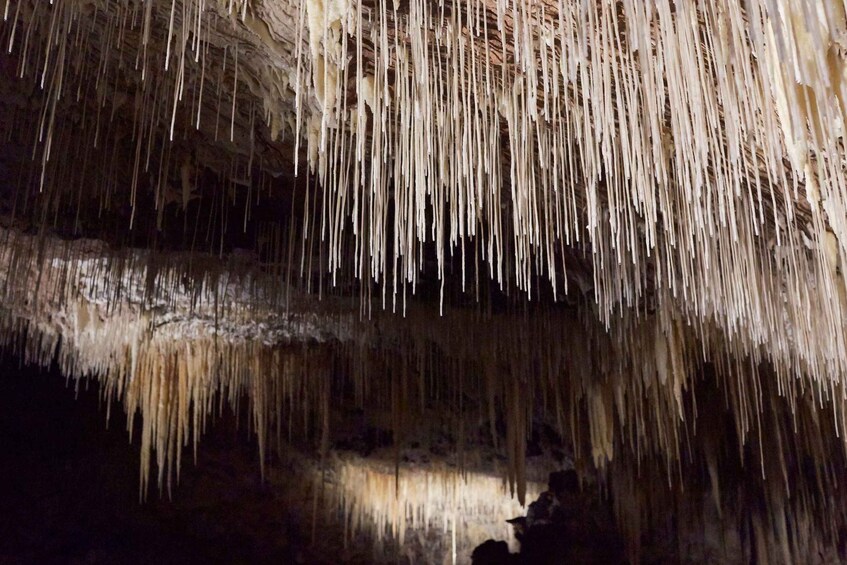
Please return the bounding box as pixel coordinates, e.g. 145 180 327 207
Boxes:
2 0 847 561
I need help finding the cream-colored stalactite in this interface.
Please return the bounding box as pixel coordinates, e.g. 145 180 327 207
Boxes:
762 0 847 281
359 74 376 113
588 388 616 468
328 458 544 563
305 0 347 113
11 0 847 391
307 111 322 171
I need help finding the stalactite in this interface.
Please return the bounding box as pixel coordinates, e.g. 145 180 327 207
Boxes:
325 456 544 564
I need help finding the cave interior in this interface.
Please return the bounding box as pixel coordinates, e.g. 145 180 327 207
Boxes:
2 0 847 563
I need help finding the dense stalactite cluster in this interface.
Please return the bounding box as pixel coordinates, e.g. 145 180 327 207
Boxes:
324 457 545 563
2 0 847 562
2 225 846 561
